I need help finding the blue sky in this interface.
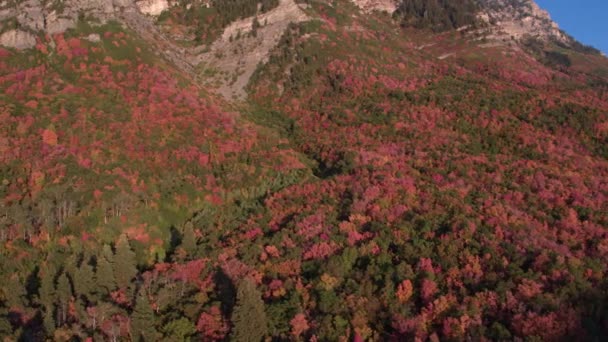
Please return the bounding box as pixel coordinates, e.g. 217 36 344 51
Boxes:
535 0 608 54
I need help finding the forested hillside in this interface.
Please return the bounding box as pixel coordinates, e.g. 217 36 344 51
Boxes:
395 0 479 32
1 0 607 340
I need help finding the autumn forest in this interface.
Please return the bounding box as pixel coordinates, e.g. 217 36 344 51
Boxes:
1 0 608 341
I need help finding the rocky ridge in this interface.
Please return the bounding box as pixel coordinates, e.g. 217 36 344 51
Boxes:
0 0 586 100
0 0 309 100
192 0 309 99
477 0 569 44
350 0 570 44
0 0 173 49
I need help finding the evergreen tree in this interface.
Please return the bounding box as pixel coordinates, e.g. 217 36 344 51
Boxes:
6 275 26 308
0 305 11 337
181 221 197 258
73 256 96 301
131 291 158 341
56 272 72 326
230 278 268 342
113 235 138 290
74 262 95 301
96 245 116 295
39 265 57 334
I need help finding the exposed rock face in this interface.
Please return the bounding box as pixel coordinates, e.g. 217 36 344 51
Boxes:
194 0 309 99
0 29 37 50
0 0 117 40
351 0 399 14
136 0 170 16
45 11 77 34
15 0 45 31
478 0 569 43
0 0 175 49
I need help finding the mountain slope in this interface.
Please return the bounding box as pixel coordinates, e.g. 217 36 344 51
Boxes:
1 0 608 340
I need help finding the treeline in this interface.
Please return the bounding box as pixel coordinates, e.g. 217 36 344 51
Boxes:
394 0 479 32
0 228 269 341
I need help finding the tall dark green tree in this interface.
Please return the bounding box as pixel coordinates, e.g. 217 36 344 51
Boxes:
230 278 268 342
56 272 72 327
38 264 57 333
181 221 197 258
6 275 27 309
73 255 96 301
96 245 116 295
131 291 158 341
113 235 138 290
0 304 11 337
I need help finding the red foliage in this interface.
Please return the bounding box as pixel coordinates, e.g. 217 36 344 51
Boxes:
196 306 229 340
290 313 310 337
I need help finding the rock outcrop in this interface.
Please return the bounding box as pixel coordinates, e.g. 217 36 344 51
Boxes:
350 0 399 14
478 0 569 44
0 0 174 49
193 0 309 100
136 0 170 16
0 29 37 50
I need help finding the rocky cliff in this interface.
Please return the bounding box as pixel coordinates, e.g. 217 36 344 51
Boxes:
0 0 590 101
0 0 172 49
478 0 569 43
0 0 575 51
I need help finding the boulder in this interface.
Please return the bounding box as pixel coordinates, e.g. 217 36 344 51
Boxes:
0 29 37 50
136 0 169 16
86 33 101 42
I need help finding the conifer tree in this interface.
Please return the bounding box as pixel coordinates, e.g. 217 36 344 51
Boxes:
56 272 72 326
230 278 268 342
39 264 57 333
131 291 158 341
181 221 197 257
6 275 26 309
96 245 116 295
113 235 138 290
73 256 96 301
0 305 11 337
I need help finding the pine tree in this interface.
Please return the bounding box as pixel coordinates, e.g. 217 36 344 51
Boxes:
0 305 11 336
131 291 157 341
73 256 96 301
39 264 57 334
56 272 72 326
113 235 138 290
96 245 116 295
6 275 26 308
181 221 197 258
230 278 268 342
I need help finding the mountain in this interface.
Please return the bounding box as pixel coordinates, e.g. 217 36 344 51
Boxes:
1 0 607 340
